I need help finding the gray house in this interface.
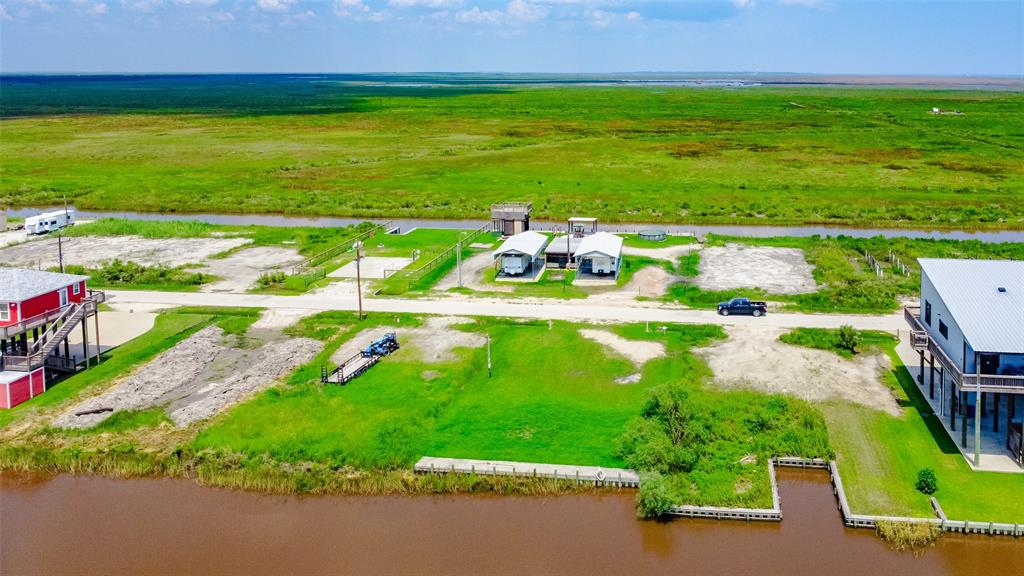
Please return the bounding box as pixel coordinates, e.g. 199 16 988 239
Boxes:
906 258 1024 466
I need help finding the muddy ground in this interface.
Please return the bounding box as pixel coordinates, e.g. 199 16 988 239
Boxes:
697 244 817 295
54 313 323 429
695 326 899 414
621 243 700 262
434 251 508 292
578 328 665 384
201 247 303 293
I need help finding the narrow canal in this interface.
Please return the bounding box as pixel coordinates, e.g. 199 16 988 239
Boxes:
2 469 1020 575
9 207 1024 242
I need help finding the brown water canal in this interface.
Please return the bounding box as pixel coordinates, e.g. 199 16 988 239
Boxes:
1 469 1021 575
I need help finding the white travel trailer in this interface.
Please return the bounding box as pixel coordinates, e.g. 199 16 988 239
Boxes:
24 209 76 235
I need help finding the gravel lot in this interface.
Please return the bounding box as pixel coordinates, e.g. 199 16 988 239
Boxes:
697 244 817 295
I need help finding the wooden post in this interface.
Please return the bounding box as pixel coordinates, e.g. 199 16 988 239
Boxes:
961 391 968 448
918 351 925 384
950 382 956 431
93 308 101 366
938 366 945 416
81 318 89 369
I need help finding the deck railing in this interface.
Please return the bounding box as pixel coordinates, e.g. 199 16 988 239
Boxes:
904 306 1024 392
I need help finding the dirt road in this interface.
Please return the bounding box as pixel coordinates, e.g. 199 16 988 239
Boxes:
105 289 905 331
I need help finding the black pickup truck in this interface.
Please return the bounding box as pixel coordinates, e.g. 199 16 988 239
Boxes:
717 297 768 317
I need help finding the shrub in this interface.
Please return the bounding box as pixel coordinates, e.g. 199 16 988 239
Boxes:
837 324 860 354
875 520 942 551
915 468 938 495
257 271 287 288
636 472 675 518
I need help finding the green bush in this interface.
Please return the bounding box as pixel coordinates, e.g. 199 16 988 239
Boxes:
915 468 938 495
256 271 287 288
60 260 209 288
837 324 860 354
636 472 675 518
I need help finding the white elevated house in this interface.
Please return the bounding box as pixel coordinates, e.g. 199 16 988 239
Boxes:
905 258 1024 467
493 231 549 277
574 232 623 279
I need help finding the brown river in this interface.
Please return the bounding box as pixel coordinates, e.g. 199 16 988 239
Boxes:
1 468 1021 575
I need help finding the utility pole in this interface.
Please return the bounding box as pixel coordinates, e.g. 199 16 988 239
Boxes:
57 195 69 273
354 241 364 321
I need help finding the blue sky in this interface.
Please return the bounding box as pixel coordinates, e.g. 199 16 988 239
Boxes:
1 1 1021 74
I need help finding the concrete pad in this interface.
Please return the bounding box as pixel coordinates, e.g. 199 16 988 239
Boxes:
697 244 817 295
200 246 304 293
329 257 413 280
66 310 157 358
0 235 250 269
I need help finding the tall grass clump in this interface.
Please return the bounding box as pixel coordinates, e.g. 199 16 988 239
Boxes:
875 520 943 551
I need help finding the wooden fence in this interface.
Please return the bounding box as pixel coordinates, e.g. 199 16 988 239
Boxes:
291 222 390 275
389 224 491 284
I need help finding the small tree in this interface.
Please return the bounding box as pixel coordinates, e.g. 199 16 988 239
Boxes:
915 468 938 495
636 472 675 518
837 324 860 354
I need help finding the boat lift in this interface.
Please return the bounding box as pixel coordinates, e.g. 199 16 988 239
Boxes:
321 333 400 385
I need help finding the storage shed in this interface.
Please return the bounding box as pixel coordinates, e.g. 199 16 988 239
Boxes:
574 232 623 278
493 231 549 277
568 217 598 237
491 203 532 236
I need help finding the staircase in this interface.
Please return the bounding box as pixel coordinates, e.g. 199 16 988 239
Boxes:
3 302 85 372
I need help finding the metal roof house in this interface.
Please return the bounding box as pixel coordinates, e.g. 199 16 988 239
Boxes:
905 258 1024 467
493 231 549 278
1 268 105 408
574 232 623 279
544 235 583 270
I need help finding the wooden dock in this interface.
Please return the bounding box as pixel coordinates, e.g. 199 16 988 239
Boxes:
413 457 640 487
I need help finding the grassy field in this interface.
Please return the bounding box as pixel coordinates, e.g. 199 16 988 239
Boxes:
822 342 1024 523
3 78 1023 229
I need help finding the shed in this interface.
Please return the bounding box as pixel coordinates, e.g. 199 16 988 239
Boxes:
491 202 532 236
492 231 549 277
544 235 583 269
574 232 623 278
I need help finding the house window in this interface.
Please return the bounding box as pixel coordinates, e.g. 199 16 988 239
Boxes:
72 282 81 295
924 301 931 326
0 305 8 322
938 320 948 339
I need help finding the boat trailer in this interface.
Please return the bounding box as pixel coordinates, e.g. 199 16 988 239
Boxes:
321 333 400 385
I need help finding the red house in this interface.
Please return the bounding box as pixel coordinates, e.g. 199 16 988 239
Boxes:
1 268 101 409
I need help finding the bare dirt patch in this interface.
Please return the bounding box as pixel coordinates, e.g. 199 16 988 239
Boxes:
54 323 323 429
434 251 512 292
578 328 665 384
331 316 485 365
0 235 249 269
249 308 317 331
54 325 228 429
168 337 321 426
695 326 899 414
201 246 304 293
697 244 817 295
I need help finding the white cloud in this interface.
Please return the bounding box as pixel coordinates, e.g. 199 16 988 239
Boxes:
256 0 293 12
779 0 823 6
72 0 108 14
456 5 500 23
201 8 233 20
456 0 546 25
625 10 640 22
584 8 611 28
0 3 12 20
174 0 217 5
334 0 369 17
506 0 545 21
733 0 755 8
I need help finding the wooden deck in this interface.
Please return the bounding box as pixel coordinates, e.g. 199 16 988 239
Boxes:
413 456 640 487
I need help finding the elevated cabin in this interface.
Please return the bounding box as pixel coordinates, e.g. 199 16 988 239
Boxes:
491 203 532 237
493 231 549 277
544 235 582 270
0 268 104 408
574 232 623 279
905 258 1024 467
568 217 598 238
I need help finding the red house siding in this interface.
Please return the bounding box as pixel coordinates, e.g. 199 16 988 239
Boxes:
0 280 86 327
1 368 45 409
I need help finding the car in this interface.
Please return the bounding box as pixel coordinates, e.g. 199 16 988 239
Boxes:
717 297 768 317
